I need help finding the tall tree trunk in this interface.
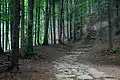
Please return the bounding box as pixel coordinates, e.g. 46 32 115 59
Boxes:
59 0 64 44
57 0 60 43
80 0 83 36
27 0 34 56
62 0 65 43
70 0 72 40
10 0 13 50
108 0 112 50
5 0 9 50
2 0 5 50
34 0 38 45
52 0 56 44
66 0 69 41
0 0 1 46
49 0 53 44
43 0 49 45
115 0 119 31
11 0 20 69
37 0 40 45
21 0 25 48
73 0 77 40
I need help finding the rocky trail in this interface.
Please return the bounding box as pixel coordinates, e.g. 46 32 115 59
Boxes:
53 45 119 80
0 44 120 80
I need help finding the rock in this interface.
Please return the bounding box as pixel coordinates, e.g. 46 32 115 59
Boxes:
71 69 78 74
58 78 74 80
103 74 116 78
88 68 105 78
55 74 76 79
104 78 118 80
77 75 93 80
75 72 83 76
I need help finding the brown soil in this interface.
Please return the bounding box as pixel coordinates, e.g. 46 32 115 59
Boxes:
77 40 120 79
0 44 70 80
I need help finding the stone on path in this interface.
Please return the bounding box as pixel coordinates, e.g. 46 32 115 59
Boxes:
66 51 85 54
88 68 105 78
77 75 93 80
104 78 118 80
55 74 76 79
58 78 74 80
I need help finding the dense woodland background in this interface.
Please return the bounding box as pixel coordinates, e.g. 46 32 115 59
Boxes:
0 0 120 69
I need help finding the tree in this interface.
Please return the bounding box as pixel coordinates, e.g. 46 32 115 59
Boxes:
80 0 83 36
21 0 25 48
2 0 5 50
107 0 113 50
66 0 69 41
59 0 64 43
0 0 1 46
34 0 38 45
37 0 40 45
49 0 53 44
69 0 73 40
26 0 34 56
5 0 9 50
115 0 119 34
11 0 20 69
52 0 56 44
43 0 49 45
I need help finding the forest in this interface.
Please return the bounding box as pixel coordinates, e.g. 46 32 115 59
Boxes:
0 0 120 80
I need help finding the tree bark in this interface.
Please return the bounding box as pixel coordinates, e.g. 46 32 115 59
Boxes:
108 0 112 50
49 0 53 44
21 0 25 48
52 0 56 44
0 0 1 45
5 0 9 50
70 0 72 40
27 0 34 56
59 0 64 44
11 0 20 69
43 0 49 45
66 0 69 41
37 0 40 45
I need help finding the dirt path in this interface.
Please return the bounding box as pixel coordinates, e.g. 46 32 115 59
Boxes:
53 45 119 80
0 44 120 80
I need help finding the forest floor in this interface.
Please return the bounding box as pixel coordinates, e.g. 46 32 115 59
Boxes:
0 40 120 80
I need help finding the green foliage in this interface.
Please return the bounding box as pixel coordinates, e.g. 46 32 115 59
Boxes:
111 47 120 55
0 15 13 21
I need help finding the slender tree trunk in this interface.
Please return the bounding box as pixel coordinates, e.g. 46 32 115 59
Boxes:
52 0 56 44
21 0 25 48
37 0 40 45
59 0 64 44
49 0 53 44
11 0 20 69
35 0 38 45
62 0 65 43
80 0 83 36
70 0 72 40
57 0 60 43
10 0 13 50
108 0 112 50
5 0 9 50
66 0 69 41
0 0 1 46
73 0 77 40
115 0 119 30
27 0 34 56
2 0 5 50
43 0 49 45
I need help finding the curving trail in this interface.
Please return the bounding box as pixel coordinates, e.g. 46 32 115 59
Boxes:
53 45 119 80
